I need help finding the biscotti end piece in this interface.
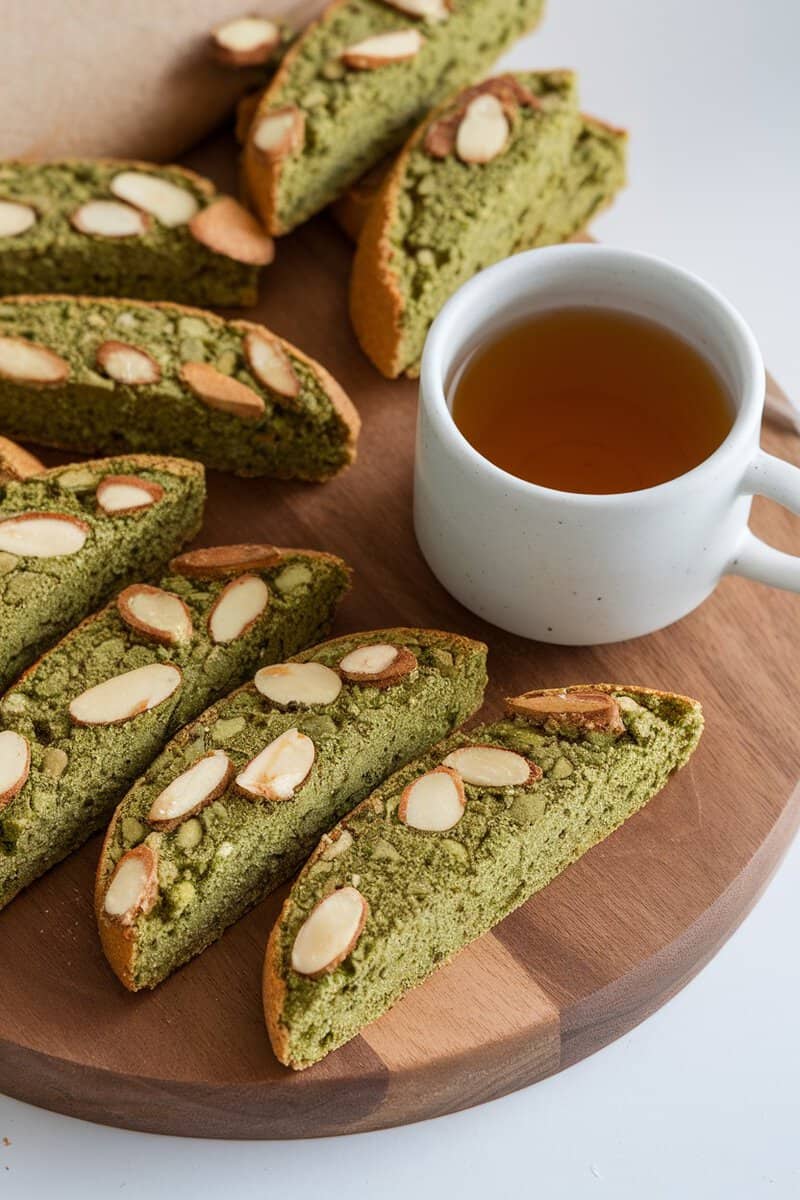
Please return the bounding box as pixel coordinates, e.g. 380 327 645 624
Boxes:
0 160 271 307
0 437 44 486
0 545 350 910
0 297 359 481
0 454 204 692
243 0 547 235
265 683 703 1069
96 628 488 991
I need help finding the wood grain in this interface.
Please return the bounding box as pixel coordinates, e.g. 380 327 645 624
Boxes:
0 134 798 1138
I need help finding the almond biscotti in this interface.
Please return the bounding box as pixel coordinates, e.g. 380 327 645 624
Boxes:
0 160 274 307
265 684 703 1069
351 73 628 377
0 454 204 691
0 297 359 480
242 0 547 235
0 438 43 486
0 543 350 908
95 628 488 991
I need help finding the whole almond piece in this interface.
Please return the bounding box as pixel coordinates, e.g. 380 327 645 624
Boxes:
0 336 69 385
338 643 417 687
148 750 233 831
96 340 161 385
398 765 465 831
103 844 159 924
117 584 193 646
188 196 274 266
252 106 305 161
69 663 181 726
254 661 342 707
211 15 281 66
442 745 540 787
244 330 300 399
0 730 30 810
456 93 510 164
236 727 315 800
208 574 270 644
110 172 199 227
171 543 282 579
0 200 37 238
506 689 625 735
291 886 368 977
180 361 266 422
341 28 424 70
71 199 150 238
0 512 88 558
95 475 165 515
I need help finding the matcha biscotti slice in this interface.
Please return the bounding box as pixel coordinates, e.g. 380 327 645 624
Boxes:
0 160 273 307
0 454 204 691
243 0 547 235
0 543 350 907
95 628 488 991
351 73 628 377
0 297 359 480
265 683 703 1069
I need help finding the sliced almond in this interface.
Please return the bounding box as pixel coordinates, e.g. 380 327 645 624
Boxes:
117 584 193 646
380 0 449 20
506 689 625 735
398 765 465 831
341 28 424 69
171 543 282 579
0 730 30 810
110 172 199 227
70 199 150 238
425 76 538 160
456 93 510 164
147 750 233 831
188 196 274 266
69 662 181 726
211 15 281 66
0 512 88 558
208 574 270 644
291 886 368 977
235 727 315 801
180 361 265 422
0 200 37 238
103 844 158 925
442 745 540 787
96 340 161 385
255 661 342 707
338 643 417 688
96 474 165 516
252 106 305 161
0 336 69 385
243 330 300 399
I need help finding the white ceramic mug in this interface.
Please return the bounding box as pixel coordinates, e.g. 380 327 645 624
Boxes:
414 244 800 644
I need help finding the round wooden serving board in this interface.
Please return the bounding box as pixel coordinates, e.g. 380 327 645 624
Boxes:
1 143 800 1137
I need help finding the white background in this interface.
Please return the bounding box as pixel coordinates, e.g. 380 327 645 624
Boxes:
2 0 799 1195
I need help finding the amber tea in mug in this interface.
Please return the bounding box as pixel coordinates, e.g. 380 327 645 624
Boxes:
450 307 734 494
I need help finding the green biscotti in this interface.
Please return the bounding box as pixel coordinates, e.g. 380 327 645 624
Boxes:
243 0 547 235
0 160 274 307
0 297 359 480
0 543 350 908
352 72 628 377
95 628 487 991
265 683 703 1069
0 454 204 691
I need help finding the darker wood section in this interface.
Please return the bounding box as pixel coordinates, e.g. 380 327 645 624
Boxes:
0 131 798 1137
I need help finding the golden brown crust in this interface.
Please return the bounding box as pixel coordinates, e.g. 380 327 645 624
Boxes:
0 437 45 484
3 296 360 467
332 159 391 241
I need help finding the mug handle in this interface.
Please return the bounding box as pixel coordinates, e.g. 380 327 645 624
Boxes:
728 450 800 590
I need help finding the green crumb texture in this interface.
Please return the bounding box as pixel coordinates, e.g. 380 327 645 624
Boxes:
0 160 263 307
269 684 703 1069
97 628 488 990
248 0 546 232
0 547 349 907
0 454 204 691
0 297 358 480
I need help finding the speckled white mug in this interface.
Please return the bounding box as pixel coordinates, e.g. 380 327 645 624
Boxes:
414 244 800 644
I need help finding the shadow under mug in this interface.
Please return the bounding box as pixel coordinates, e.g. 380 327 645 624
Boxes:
414 244 800 644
